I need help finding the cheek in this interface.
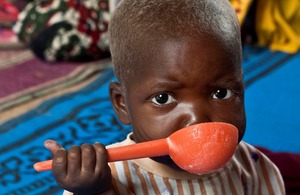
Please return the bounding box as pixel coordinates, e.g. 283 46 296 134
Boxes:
212 98 245 128
220 102 246 140
131 109 180 141
236 105 246 141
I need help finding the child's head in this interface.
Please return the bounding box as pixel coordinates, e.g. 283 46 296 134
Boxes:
109 0 245 171
109 0 242 85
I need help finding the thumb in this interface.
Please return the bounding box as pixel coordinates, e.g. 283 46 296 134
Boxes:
44 139 64 156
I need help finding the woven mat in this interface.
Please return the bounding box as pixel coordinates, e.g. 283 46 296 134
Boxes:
0 49 111 119
1 67 131 195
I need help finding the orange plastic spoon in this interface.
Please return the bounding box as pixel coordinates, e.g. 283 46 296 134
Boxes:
34 122 238 174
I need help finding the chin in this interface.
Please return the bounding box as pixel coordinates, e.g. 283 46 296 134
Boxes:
151 155 185 172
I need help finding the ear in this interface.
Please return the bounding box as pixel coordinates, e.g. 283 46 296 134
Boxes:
109 81 131 125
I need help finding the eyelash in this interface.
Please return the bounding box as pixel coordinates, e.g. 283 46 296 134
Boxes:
211 88 234 100
149 87 242 106
150 92 175 106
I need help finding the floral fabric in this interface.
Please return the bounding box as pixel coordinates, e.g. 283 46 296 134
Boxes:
14 0 111 62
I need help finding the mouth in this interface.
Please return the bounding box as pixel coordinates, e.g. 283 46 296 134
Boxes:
151 155 184 171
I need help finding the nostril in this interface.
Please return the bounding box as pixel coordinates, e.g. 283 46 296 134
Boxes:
176 103 211 129
180 113 211 128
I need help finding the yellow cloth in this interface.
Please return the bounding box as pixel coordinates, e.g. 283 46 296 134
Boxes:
256 0 300 54
230 0 253 25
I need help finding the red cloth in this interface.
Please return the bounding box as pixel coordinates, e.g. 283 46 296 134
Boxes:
0 0 19 22
257 147 300 195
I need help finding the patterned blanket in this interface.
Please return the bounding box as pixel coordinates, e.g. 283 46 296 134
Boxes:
1 67 131 195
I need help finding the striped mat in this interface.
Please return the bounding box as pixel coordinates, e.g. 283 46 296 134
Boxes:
0 49 111 112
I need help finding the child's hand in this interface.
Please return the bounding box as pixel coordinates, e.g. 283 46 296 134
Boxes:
44 140 114 195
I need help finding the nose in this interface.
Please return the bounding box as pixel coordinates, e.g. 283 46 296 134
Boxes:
178 102 211 128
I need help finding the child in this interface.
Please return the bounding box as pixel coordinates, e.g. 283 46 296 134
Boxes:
44 0 285 194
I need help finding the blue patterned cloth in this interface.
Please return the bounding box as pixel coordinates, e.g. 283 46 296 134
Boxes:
242 46 300 152
0 68 131 195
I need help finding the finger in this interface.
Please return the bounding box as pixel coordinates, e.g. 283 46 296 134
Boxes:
52 149 68 179
67 145 81 177
44 139 64 156
81 144 96 174
94 142 109 174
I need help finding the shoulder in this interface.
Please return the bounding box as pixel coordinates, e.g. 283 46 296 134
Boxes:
230 141 285 194
233 141 280 173
107 132 134 148
233 141 277 167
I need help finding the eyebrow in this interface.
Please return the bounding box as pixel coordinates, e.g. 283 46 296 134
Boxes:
147 80 183 91
212 75 244 89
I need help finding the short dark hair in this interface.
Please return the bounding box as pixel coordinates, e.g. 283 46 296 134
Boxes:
109 0 241 85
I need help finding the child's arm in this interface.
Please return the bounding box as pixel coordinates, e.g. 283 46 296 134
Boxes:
44 140 115 195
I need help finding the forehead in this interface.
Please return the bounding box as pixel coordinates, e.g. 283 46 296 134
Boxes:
124 36 241 87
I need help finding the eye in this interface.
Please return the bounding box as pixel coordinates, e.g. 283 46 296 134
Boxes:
212 88 233 99
151 93 175 105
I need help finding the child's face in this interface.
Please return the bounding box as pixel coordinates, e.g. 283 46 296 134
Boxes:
113 36 245 171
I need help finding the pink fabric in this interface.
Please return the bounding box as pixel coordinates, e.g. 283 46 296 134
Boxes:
0 52 78 98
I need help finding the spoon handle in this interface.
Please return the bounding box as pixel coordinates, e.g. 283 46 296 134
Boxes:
34 138 169 172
